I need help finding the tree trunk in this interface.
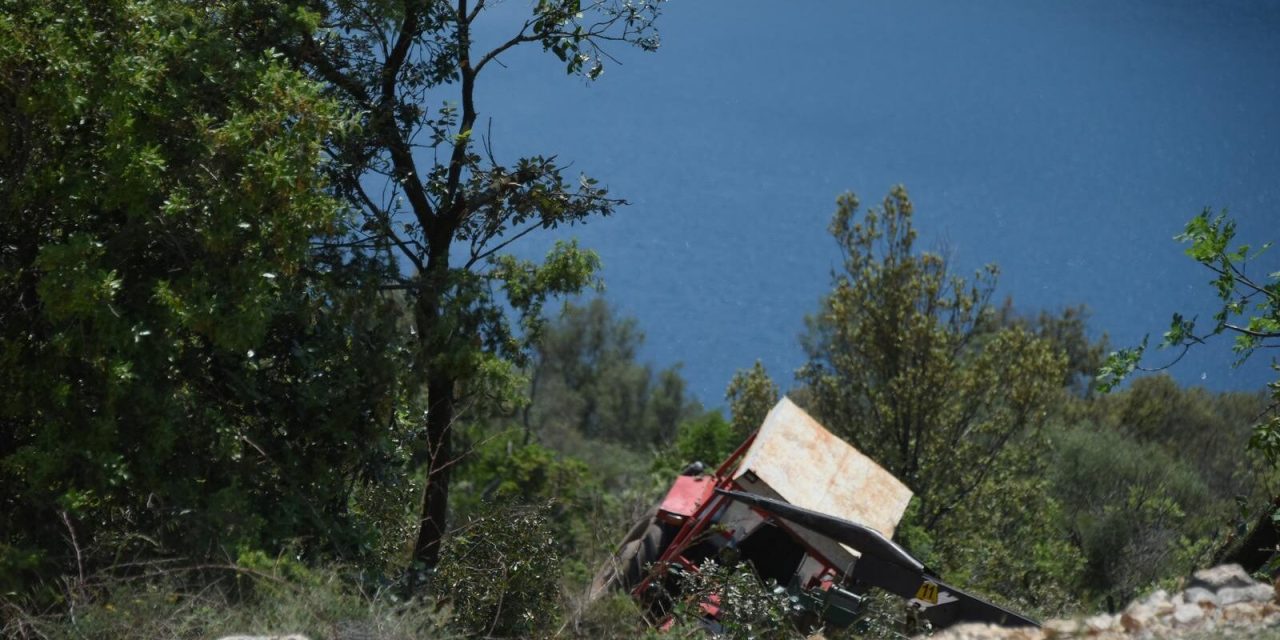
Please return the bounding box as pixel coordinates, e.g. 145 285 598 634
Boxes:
413 370 454 569
410 237 455 572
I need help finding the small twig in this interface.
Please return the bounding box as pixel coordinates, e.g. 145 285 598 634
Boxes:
1135 342 1195 373
59 511 85 593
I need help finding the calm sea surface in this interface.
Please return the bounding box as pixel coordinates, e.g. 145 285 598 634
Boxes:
447 0 1280 407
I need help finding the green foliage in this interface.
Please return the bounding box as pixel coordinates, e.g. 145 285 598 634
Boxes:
797 187 1067 534
827 590 932 640
461 439 592 508
451 436 595 566
1094 339 1147 394
995 303 1110 394
1173 210 1280 463
1050 424 1214 603
726 361 780 440
437 502 564 638
1090 375 1272 500
1096 209 1279 462
450 299 704 591
649 409 738 479
518 298 702 464
0 0 413 594
670 559 799 640
1059 374 1278 600
10 1 1273 632
566 591 652 639
1091 209 1280 595
674 411 738 467
922 441 1085 617
1 560 452 640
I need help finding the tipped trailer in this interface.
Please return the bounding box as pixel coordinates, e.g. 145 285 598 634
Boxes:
591 397 1037 632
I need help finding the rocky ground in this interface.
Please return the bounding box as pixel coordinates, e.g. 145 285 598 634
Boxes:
928 565 1280 640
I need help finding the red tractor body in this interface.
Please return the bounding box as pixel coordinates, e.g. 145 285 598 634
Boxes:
593 397 1037 631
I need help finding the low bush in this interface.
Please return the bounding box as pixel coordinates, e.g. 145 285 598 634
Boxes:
0 558 449 640
435 502 563 638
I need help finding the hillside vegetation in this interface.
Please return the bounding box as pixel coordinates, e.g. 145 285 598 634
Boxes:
2 1 1278 638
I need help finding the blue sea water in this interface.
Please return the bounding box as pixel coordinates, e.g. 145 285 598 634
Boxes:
452 0 1280 407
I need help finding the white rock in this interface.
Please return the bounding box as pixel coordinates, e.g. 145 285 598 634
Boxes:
1181 586 1218 606
1083 613 1116 633
1218 583 1276 606
1041 618 1079 638
1189 564 1255 591
1222 601 1265 625
1141 617 1173 639
1120 603 1156 632
928 622 1005 640
1171 602 1203 627
1139 589 1169 607
1009 627 1043 640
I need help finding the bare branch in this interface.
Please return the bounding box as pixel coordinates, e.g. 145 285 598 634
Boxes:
382 1 419 104
474 23 536 75
1136 342 1195 373
353 180 427 272
294 34 371 104
1223 256 1280 304
466 0 486 23
1223 323 1280 339
375 3 439 230
443 0 477 222
466 222 543 269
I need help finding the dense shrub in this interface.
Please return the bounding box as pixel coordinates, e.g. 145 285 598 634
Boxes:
0 0 415 597
436 502 563 637
1051 425 1214 603
670 559 798 640
674 411 738 468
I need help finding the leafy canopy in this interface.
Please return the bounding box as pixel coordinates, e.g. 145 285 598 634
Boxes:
798 187 1066 531
0 0 410 590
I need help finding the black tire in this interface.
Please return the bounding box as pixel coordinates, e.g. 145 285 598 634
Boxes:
588 509 671 600
620 521 667 590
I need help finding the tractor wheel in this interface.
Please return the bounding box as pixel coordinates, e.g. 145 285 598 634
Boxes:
588 509 670 601
620 520 668 590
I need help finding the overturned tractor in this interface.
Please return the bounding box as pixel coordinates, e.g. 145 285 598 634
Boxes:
591 397 1037 632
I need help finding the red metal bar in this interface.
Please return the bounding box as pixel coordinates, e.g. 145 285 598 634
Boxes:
630 430 759 598
713 430 757 478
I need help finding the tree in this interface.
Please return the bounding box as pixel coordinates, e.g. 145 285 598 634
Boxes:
673 411 737 468
1053 375 1275 603
523 298 696 451
1097 210 1279 462
994 302 1109 394
796 187 1066 532
216 0 664 569
725 361 780 440
1085 374 1271 501
0 0 407 590
1093 210 1280 579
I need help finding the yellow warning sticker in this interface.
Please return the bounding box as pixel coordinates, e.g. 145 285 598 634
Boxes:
915 581 940 604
